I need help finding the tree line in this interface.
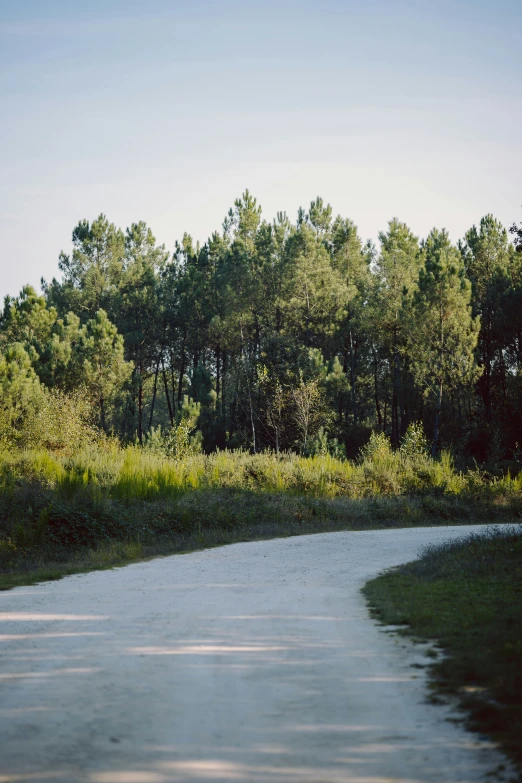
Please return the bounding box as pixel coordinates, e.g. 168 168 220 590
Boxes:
1 192 521 460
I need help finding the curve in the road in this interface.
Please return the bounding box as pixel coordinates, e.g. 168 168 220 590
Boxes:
0 525 509 783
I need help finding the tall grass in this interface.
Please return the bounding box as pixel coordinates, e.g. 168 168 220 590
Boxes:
1 444 521 503
0 443 521 587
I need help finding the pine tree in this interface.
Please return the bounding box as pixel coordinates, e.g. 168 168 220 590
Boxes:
283 222 350 350
118 222 168 441
410 229 480 456
44 214 125 318
375 220 421 446
72 310 132 431
0 343 44 448
462 215 512 418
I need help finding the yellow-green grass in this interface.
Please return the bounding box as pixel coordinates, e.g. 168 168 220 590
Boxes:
1 445 521 590
2 445 522 501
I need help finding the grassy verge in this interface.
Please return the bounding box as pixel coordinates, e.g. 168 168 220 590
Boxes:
1 446 521 590
2 487 521 590
363 527 522 780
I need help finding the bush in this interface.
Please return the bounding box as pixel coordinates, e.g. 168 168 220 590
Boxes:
26 389 102 454
359 431 393 463
144 397 202 459
400 422 429 458
0 354 101 455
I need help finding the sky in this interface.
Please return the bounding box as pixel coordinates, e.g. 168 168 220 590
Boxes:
1 0 521 300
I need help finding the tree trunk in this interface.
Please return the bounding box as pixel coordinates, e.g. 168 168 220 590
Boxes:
178 332 186 409
371 346 382 430
249 386 256 454
138 366 143 444
229 359 241 440
162 364 174 425
401 359 411 437
100 396 106 432
391 324 400 448
254 318 261 361
482 310 493 420
342 337 348 374
499 349 508 400
349 328 357 427
215 345 221 406
246 353 256 453
147 360 160 432
431 381 443 457
169 351 176 415
222 351 227 418
127 366 138 440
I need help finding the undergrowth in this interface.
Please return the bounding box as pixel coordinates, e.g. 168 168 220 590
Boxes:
0 443 521 589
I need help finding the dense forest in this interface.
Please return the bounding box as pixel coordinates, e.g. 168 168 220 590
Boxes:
2 192 522 463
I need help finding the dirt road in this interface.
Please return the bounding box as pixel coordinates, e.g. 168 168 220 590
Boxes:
0 526 508 782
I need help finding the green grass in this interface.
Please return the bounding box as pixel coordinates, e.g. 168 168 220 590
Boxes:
1 486 521 591
2 445 522 777
363 527 522 780
1 444 521 590
2 444 522 503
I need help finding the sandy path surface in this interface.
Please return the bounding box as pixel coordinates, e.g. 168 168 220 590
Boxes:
0 525 508 783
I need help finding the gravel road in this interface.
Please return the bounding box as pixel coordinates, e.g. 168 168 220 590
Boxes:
0 525 509 782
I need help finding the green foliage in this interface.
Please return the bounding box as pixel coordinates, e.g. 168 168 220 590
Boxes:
13 503 128 550
400 422 428 459
413 230 480 393
48 213 126 317
283 221 351 345
163 398 203 459
22 389 101 454
410 229 481 454
5 199 522 460
144 397 202 459
72 309 133 429
0 343 45 449
0 339 104 454
0 286 58 362
309 427 347 459
0 441 520 594
359 431 392 463
291 373 329 455
2 438 521 509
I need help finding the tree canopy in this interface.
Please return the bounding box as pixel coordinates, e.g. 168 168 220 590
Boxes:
2 197 521 461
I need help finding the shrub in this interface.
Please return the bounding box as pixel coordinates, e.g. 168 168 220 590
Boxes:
27 389 101 454
359 431 393 463
0 345 101 455
144 397 202 459
400 422 429 458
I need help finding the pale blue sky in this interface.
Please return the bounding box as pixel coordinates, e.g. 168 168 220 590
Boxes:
1 0 521 299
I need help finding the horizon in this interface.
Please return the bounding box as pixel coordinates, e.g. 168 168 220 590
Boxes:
1 0 521 299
